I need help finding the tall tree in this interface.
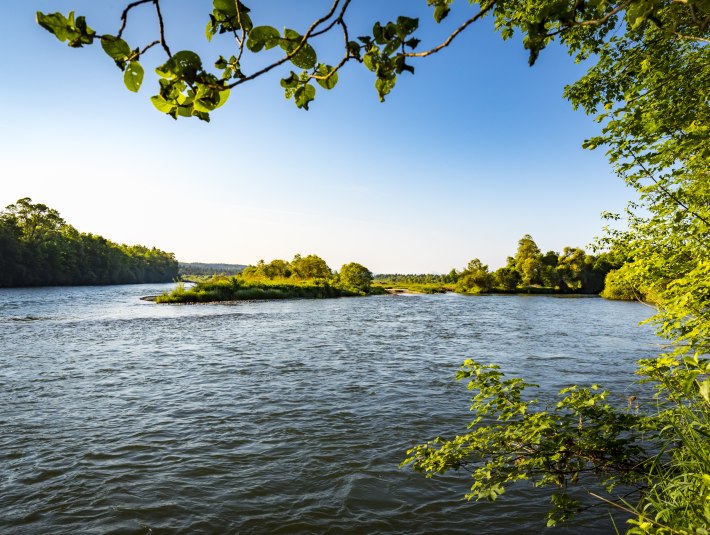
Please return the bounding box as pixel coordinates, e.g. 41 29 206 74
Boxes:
513 234 542 286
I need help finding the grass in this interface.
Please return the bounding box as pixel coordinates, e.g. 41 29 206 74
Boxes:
156 276 377 303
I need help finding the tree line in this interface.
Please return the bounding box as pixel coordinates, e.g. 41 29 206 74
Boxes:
0 198 178 287
377 234 620 295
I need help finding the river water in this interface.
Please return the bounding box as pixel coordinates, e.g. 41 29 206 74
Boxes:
0 284 659 534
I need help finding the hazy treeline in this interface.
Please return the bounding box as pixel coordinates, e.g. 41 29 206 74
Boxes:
377 234 620 294
0 198 178 287
179 262 246 277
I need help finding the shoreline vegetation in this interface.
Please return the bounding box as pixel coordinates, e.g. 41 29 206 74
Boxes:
0 200 643 304
156 235 639 304
157 255 383 304
0 199 178 287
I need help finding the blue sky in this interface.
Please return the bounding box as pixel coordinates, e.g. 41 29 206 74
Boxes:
0 1 634 273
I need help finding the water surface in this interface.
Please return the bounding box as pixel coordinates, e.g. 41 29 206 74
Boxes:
0 285 658 533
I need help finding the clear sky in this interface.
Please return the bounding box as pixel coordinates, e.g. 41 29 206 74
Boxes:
0 1 635 273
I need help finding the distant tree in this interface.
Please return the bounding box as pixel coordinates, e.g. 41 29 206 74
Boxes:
457 258 494 293
539 250 561 288
513 235 543 286
556 247 587 290
290 253 331 279
0 197 66 241
264 259 291 278
492 266 521 290
445 268 459 283
339 262 373 291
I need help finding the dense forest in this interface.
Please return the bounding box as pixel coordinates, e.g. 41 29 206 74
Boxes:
0 198 178 287
376 234 621 295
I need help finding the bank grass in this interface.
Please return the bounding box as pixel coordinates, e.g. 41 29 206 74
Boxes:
373 280 569 296
156 275 377 303
372 280 454 294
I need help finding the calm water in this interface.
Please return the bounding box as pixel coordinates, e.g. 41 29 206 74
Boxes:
0 284 659 534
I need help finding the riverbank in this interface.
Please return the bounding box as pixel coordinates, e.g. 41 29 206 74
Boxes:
156 277 386 303
373 280 603 297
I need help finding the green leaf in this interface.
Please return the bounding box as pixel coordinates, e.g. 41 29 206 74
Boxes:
124 61 144 92
280 29 317 70
213 0 237 17
37 11 70 41
280 72 299 89
212 0 252 31
156 50 202 80
315 64 338 90
247 26 280 52
363 51 377 72
396 16 419 38
150 95 174 113
699 379 710 403
36 11 95 47
101 35 131 61
294 83 316 110
434 5 450 23
375 76 396 102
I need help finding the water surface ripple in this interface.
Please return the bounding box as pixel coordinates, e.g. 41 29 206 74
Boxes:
0 284 658 533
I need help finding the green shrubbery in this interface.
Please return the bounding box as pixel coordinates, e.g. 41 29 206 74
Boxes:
157 256 380 303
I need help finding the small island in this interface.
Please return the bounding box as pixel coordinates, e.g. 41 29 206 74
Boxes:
156 255 385 303
156 235 642 304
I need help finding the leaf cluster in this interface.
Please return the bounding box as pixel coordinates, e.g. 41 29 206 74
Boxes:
403 359 651 527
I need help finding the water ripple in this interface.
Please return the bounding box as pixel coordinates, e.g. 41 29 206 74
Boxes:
0 285 657 533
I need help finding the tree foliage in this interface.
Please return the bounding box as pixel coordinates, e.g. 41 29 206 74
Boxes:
243 253 334 280
160 256 378 302
36 0 708 120
339 262 374 291
0 198 178 286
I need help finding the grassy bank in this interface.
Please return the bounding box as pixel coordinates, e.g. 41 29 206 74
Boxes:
156 276 384 303
372 279 589 296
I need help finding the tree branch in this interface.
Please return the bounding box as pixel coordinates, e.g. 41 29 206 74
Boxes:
117 0 153 39
404 1 496 58
228 0 343 88
153 0 172 57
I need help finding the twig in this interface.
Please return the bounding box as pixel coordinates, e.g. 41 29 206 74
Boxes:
228 0 342 88
153 0 172 57
118 0 153 39
404 1 496 58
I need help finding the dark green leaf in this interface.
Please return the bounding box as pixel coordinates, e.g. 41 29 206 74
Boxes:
396 16 419 38
280 72 299 89
433 5 450 23
156 50 202 80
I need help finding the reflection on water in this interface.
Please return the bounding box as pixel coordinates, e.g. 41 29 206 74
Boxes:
0 284 657 533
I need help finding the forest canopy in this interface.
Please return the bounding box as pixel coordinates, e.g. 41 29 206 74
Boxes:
0 198 178 287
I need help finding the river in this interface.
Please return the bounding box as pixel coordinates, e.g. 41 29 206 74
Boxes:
0 284 659 533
